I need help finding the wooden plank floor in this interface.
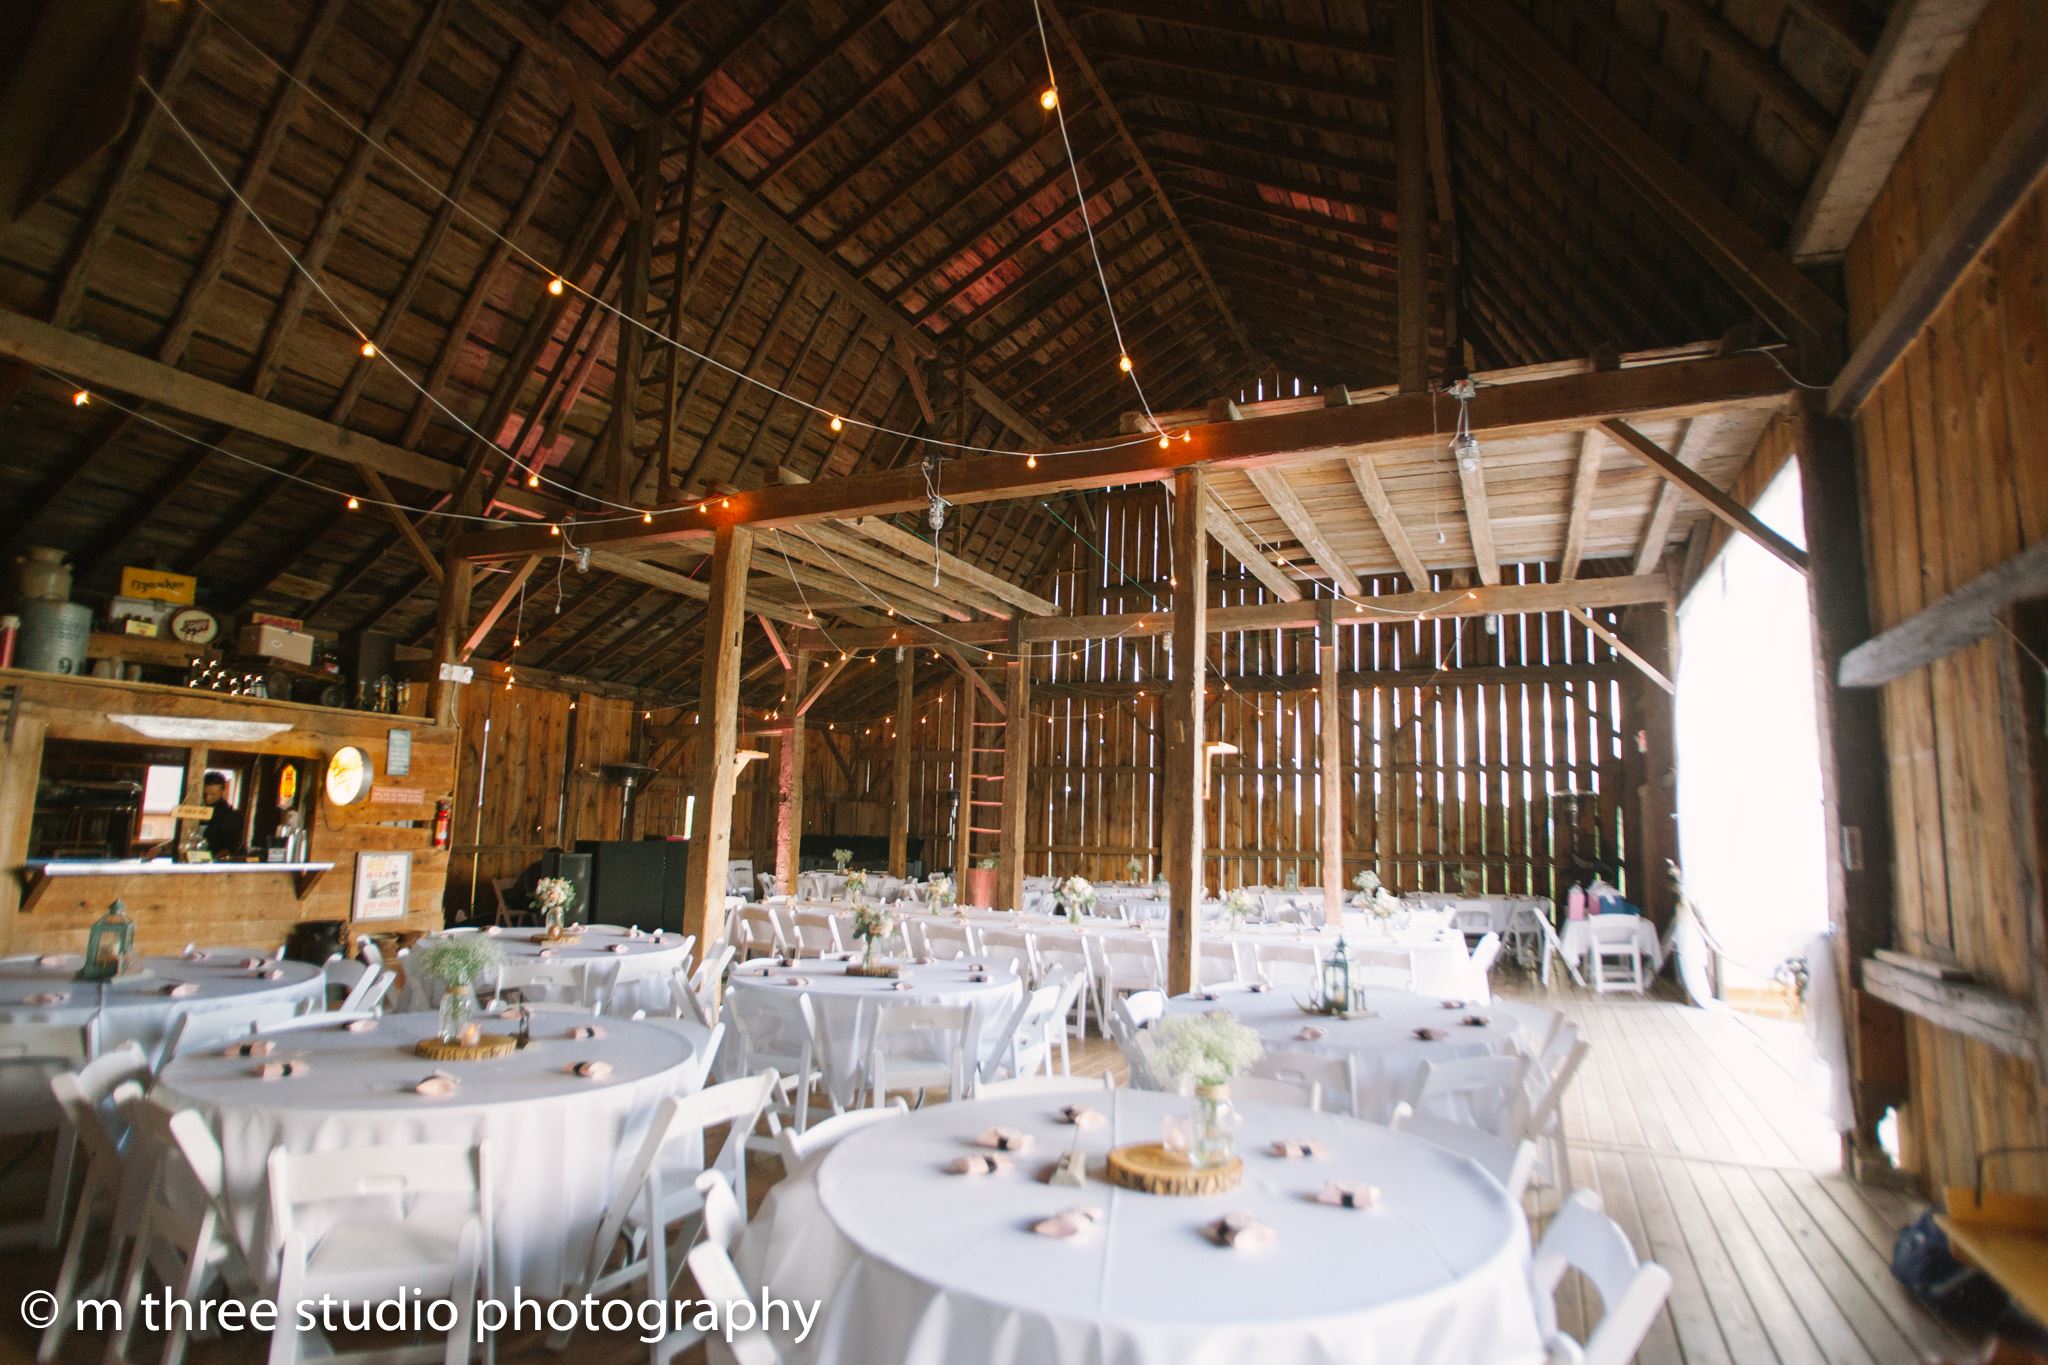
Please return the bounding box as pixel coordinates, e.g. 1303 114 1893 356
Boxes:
0 978 1979 1365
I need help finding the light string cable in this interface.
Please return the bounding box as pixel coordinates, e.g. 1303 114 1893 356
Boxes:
187 1 1177 462
1025 0 1161 438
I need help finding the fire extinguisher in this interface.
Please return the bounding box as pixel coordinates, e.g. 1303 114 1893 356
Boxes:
432 798 451 849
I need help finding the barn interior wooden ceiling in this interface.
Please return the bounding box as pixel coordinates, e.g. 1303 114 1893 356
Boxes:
0 0 1878 720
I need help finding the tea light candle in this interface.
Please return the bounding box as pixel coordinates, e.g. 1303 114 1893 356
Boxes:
460 1023 481 1047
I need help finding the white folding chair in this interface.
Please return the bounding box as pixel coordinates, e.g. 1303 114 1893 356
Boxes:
978 928 1038 983
976 1072 1116 1099
1253 941 1321 991
158 999 310 1068
774 1101 908 1178
1043 969 1090 1073
1247 1048 1357 1116
915 918 975 961
1390 1101 1540 1202
1532 1190 1674 1365
1108 990 1167 1089
1469 930 1505 979
107 1102 263 1365
267 1141 490 1365
733 905 787 960
483 959 596 1011
789 910 843 957
322 957 383 1013
1198 938 1251 986
1589 918 1648 993
1351 946 1416 992
1406 1053 1532 1143
40 1042 151 1362
863 1002 976 1106
1087 933 1163 1028
564 1072 779 1358
680 1174 782 1365
1534 913 1586 988
724 989 828 1137
1524 1034 1591 1193
0 1019 93 1251
1231 1073 1321 1110
1031 931 1094 1039
978 981 1065 1085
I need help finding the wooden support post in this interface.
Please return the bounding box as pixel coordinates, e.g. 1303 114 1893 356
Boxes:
1163 469 1209 994
1790 393 1907 1164
1318 602 1344 924
1395 0 1429 393
775 650 810 890
425 543 474 728
682 524 753 958
955 671 978 893
888 649 913 877
998 624 1033 910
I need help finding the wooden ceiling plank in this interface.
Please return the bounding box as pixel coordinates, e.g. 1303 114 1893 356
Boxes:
1066 0 1393 65
1558 428 1603 580
1630 413 1725 574
1246 467 1363 594
709 0 903 158
1600 418 1807 573
1346 454 1432 589
841 515 1061 615
1202 500 1303 600
1089 43 1393 112
1639 0 1835 154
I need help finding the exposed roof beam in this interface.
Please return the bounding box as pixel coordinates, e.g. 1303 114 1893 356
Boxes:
1089 43 1393 111
1245 468 1363 594
1454 452 1501 586
1203 500 1304 600
1631 414 1726 573
1568 606 1675 694
1345 453 1432 588
461 555 544 660
1558 429 1603 580
1599 419 1807 573
1068 0 1393 64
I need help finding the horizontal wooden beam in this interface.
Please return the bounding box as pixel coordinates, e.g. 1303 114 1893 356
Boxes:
1599 420 1809 574
1568 605 1675 695
454 352 1794 561
584 549 821 628
1863 955 2037 1059
1838 539 2048 687
793 573 1672 649
1827 71 2048 414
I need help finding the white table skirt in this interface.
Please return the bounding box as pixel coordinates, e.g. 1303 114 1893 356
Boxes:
0 950 323 1055
1559 916 1663 973
400 924 693 1013
151 1011 700 1295
741 1088 1543 1365
725 956 1023 1105
1162 986 1546 1120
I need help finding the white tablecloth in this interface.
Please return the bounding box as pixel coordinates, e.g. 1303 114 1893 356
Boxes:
0 951 323 1059
1559 915 1663 975
1162 986 1547 1120
741 1088 1543 1365
399 923 694 1013
151 1011 700 1295
725 956 1023 1105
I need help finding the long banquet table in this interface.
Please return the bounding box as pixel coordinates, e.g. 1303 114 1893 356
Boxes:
739 1087 1546 1365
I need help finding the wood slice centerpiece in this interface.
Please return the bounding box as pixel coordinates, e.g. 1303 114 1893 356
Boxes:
1106 1142 1243 1196
413 1033 517 1061
844 960 900 978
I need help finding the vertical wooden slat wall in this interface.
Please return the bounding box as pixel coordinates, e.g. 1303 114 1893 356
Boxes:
1835 0 2048 1194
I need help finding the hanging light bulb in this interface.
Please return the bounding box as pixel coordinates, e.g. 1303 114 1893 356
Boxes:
1026 454 1038 469
526 471 540 488
829 414 844 433
642 511 653 523
1453 432 1482 474
1040 87 1059 110
1118 354 1133 373
549 523 560 536
1180 431 1192 443
346 495 360 510
547 277 565 296
71 389 90 407
358 340 377 358
1158 433 1170 448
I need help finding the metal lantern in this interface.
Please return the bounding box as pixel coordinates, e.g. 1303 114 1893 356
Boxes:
79 898 135 982
1322 935 1354 1014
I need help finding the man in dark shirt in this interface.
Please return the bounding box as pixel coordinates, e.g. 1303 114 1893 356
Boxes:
200 770 246 858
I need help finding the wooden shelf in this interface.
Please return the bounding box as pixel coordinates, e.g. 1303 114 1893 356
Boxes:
1862 955 2038 1060
1938 1188 2048 1328
17 859 338 912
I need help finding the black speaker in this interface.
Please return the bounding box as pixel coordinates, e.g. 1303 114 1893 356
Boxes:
576 839 687 931
541 850 594 925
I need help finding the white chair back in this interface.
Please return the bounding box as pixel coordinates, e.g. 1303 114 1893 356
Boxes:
1389 1101 1540 1201
726 989 825 1134
159 999 309 1067
979 982 1063 1084
977 1073 1116 1099
1198 938 1250 986
1253 941 1320 990
1533 1190 1674 1365
1248 1048 1357 1116
684 1175 783 1365
1469 930 1504 977
775 1101 907 1177
0 1019 94 1249
864 1002 976 1104
916 918 975 960
1407 1053 1532 1142
1231 1073 1321 1110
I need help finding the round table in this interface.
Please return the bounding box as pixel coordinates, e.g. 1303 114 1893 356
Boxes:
744 1088 1543 1365
151 1011 700 1296
725 956 1024 1106
0 950 323 1061
399 923 694 1013
1162 985 1546 1120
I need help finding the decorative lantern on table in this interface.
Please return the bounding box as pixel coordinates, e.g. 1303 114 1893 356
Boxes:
1315 936 1360 1016
78 899 137 981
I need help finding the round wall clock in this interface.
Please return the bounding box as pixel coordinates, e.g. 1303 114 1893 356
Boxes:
324 745 373 806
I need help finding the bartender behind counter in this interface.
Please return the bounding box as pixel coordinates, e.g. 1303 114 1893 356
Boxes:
200 770 246 858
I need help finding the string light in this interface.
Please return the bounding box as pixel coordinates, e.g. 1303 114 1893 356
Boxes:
358 340 377 358
1027 454 1038 468
642 511 653 523
1040 87 1059 110
1157 433 1170 448
546 277 565 296
549 524 560 536
1118 354 1133 373
526 472 539 487
828 414 843 433
71 389 89 407
345 495 360 510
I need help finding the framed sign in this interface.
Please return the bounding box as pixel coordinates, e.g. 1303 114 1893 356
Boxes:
351 850 412 922
386 727 412 777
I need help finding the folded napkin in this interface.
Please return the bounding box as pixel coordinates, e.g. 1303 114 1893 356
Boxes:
537 948 560 960
224 1040 274 1058
1270 1138 1329 1159
414 1071 459 1097
254 1060 308 1081
891 980 914 991
966 973 990 984
567 1024 606 1040
35 954 70 969
181 946 207 961
1057 1104 1106 1129
570 1060 613 1079
498 1007 525 1020
912 956 935 966
22 991 67 1006
1208 1212 1277 1250
1439 999 1466 1010
1031 1207 1104 1240
1316 1181 1381 1210
977 1126 1034 1153
1192 990 1220 1002
240 958 266 970
162 982 199 998
1411 1027 1447 1042
342 1018 378 1033
968 962 988 973
609 944 630 955
1461 1014 1490 1028
948 1154 1010 1176
836 952 858 962
779 976 814 987
484 926 502 936
1246 982 1272 993
1295 1025 1327 1042
256 968 284 980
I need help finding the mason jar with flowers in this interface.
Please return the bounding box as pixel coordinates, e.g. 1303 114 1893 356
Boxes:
926 873 956 909
1053 874 1096 924
532 876 577 940
1351 869 1383 908
1223 886 1257 928
411 936 507 1043
1141 1011 1263 1168
851 902 898 971
845 868 868 903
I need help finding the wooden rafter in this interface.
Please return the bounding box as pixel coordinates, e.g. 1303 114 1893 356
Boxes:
1558 429 1603 580
1202 501 1301 601
1599 419 1807 574
1345 454 1431 589
1631 414 1727 574
460 555 543 660
1245 468 1362 594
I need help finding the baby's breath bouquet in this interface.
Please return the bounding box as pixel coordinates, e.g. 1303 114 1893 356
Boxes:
1125 856 1146 882
412 935 507 1043
832 848 854 871
852 902 898 968
1142 1010 1264 1091
1224 887 1258 927
1053 874 1096 924
927 873 956 909
533 876 575 935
